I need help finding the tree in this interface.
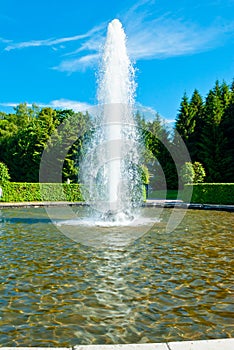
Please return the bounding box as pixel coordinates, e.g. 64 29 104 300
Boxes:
13 103 35 127
180 162 195 185
42 110 91 183
204 81 224 126
188 89 204 161
219 80 234 182
0 107 59 182
143 114 178 189
175 92 196 148
200 80 231 181
0 162 10 184
192 162 206 183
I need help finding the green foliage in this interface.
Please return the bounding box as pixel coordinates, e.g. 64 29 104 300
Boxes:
0 162 10 184
0 182 83 202
182 183 234 204
187 89 204 161
140 113 178 190
140 164 150 201
219 80 234 182
200 80 233 182
180 161 206 185
180 162 195 184
175 92 196 145
0 104 90 183
192 162 206 183
141 164 150 184
175 79 233 183
0 78 233 192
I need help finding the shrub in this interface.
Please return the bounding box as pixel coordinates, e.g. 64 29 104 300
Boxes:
141 165 150 184
0 162 10 184
193 162 206 183
0 182 83 202
180 162 195 184
182 183 234 204
180 161 206 185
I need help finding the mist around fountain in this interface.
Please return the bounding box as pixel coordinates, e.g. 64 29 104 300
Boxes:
40 19 192 246
39 18 160 249
80 19 143 223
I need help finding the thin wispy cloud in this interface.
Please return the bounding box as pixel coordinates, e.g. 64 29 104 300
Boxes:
54 3 234 72
127 17 233 59
135 102 176 124
4 24 104 51
64 34 105 56
54 54 100 73
124 1 234 59
0 37 11 44
2 0 233 73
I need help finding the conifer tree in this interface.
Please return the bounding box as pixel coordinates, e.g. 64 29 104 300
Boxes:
175 92 196 148
188 89 204 161
220 80 234 181
200 81 228 181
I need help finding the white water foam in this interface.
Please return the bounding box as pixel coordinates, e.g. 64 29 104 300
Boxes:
55 216 158 228
80 19 143 221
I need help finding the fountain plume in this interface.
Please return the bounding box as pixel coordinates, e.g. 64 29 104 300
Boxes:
80 19 142 220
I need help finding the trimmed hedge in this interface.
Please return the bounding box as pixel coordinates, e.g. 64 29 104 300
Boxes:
182 183 234 204
0 182 83 202
2 182 233 204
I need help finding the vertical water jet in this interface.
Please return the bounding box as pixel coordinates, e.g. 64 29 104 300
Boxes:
80 19 143 221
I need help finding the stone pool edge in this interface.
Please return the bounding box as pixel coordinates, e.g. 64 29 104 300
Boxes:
0 200 233 212
1 338 234 349
144 199 234 212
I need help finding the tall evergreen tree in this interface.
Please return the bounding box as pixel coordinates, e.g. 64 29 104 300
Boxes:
175 92 196 148
200 81 229 181
145 114 177 189
188 89 204 161
219 80 234 182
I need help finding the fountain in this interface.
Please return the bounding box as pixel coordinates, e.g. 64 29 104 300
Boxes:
38 18 192 246
0 18 233 348
80 19 142 222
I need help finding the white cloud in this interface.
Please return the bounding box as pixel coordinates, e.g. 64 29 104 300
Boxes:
135 102 175 123
126 12 234 60
49 99 91 112
0 100 92 112
0 37 11 44
2 0 233 73
4 24 104 51
52 13 234 72
54 53 100 73
0 102 18 108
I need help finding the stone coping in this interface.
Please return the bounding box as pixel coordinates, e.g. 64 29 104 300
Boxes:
0 200 233 212
0 201 87 209
1 338 234 349
144 200 234 212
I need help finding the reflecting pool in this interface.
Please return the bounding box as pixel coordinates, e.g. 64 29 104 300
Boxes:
0 207 233 346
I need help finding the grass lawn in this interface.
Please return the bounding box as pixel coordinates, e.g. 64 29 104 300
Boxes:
148 189 182 200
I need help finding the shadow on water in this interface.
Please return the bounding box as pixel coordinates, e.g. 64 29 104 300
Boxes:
1 217 53 224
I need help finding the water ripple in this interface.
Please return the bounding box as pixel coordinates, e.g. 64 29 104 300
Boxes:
0 207 233 346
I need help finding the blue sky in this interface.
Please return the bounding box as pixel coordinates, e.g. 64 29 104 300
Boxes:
0 0 233 121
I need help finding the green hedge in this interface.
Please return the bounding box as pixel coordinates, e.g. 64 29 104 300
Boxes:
182 183 234 204
0 182 83 202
